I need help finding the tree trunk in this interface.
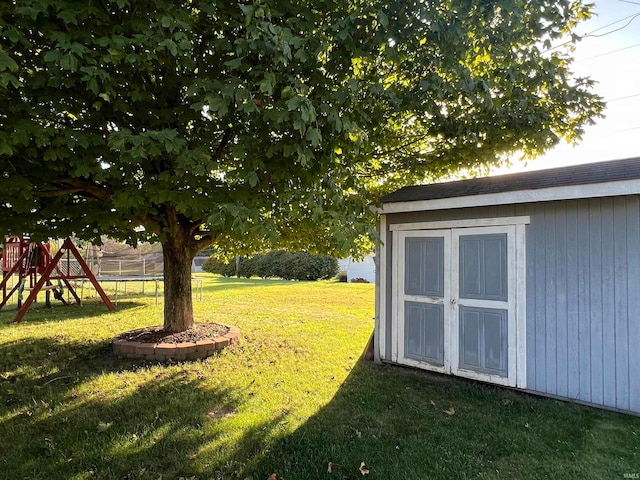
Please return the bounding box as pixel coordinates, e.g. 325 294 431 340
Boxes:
161 226 197 333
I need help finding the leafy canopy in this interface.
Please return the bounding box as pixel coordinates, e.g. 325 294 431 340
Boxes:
0 0 602 255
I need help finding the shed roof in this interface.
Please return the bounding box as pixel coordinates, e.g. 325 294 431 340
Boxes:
381 157 640 205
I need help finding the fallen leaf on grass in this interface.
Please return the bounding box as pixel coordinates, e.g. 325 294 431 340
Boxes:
206 407 236 420
430 400 437 408
443 407 456 416
267 474 277 480
500 398 512 406
96 422 112 432
327 462 333 473
359 462 369 476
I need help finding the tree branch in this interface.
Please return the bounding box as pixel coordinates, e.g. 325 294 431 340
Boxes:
213 128 233 161
35 187 87 198
195 234 216 251
368 134 430 158
54 177 113 201
189 220 204 236
131 214 162 235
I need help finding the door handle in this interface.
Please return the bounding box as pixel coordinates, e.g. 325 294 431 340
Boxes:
450 298 456 305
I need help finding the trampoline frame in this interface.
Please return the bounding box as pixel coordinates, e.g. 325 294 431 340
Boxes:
81 276 204 306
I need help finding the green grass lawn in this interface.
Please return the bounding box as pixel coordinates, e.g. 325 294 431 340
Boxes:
1 275 639 480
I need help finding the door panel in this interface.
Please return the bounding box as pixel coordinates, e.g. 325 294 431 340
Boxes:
405 237 444 297
459 306 508 376
457 233 509 378
404 302 444 365
395 230 450 372
459 234 507 301
452 226 516 386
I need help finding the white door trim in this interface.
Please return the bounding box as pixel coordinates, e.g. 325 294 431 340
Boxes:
451 225 517 387
392 221 527 389
376 214 387 362
394 229 451 374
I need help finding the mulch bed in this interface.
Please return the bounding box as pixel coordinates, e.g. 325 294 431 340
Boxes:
114 323 230 344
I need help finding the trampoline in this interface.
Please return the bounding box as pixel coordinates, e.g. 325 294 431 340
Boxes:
81 275 204 306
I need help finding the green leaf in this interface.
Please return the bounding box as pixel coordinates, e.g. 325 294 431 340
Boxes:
60 53 79 70
286 96 304 111
43 149 57 161
0 72 21 88
58 11 78 25
377 11 389 29
246 171 259 187
224 57 243 70
239 4 255 26
74 162 93 177
306 128 322 147
0 142 13 156
259 72 276 95
0 51 19 73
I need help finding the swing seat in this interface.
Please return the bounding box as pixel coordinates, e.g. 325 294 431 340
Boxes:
24 285 58 291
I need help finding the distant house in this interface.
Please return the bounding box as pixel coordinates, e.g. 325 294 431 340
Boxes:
374 157 640 415
338 255 376 283
192 256 209 273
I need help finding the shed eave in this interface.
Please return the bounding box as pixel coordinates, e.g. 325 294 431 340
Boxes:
377 178 640 214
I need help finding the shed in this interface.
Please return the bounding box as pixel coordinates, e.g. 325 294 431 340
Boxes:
375 156 640 414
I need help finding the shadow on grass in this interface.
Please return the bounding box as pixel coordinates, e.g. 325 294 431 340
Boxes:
248 361 640 480
0 331 149 407
2 341 639 480
201 276 321 294
0 300 145 326
0 335 286 480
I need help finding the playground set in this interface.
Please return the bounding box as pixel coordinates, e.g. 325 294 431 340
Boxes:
0 235 115 323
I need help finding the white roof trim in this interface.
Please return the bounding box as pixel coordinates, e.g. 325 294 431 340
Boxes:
377 178 640 214
389 216 530 231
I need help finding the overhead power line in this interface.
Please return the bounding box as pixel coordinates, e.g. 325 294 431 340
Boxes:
607 93 640 102
587 10 640 34
578 41 640 61
584 12 640 37
544 10 640 53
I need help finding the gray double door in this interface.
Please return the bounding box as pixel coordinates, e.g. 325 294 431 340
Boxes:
394 226 518 386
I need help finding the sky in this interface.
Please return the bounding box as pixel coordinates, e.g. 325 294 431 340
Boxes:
496 0 640 174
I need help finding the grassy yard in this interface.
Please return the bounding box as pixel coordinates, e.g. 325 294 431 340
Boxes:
1 275 639 480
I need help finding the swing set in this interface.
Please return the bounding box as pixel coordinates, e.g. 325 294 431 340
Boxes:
0 235 115 323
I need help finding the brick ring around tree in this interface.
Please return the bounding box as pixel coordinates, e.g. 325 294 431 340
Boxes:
112 323 240 361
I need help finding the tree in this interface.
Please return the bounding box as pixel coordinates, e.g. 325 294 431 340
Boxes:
0 0 602 332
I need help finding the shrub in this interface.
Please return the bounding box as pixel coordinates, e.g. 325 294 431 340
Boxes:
218 262 237 277
315 254 340 280
201 257 237 277
204 251 339 281
255 250 287 278
290 252 338 281
237 256 255 278
336 271 348 283
350 277 370 283
201 257 220 274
